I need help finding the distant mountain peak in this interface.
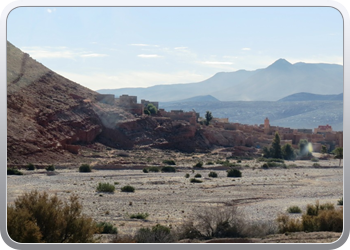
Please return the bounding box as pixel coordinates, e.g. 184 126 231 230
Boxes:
267 58 293 70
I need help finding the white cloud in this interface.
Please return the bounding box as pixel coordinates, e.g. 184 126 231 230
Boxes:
242 48 251 51
47 8 56 13
20 46 108 59
174 47 188 50
81 53 108 58
137 54 162 58
130 44 159 47
55 70 208 90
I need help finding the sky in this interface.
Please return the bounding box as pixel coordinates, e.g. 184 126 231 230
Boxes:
6 6 343 91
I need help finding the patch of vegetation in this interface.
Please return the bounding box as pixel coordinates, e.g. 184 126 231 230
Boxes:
190 178 203 183
277 201 343 233
310 157 319 162
7 190 98 243
162 159 176 165
7 167 23 175
227 168 242 178
312 163 321 167
79 164 92 172
96 222 118 234
142 168 149 173
121 185 135 193
161 166 176 172
114 182 119 185
237 160 242 163
208 171 218 178
135 224 174 243
287 206 302 214
185 173 190 178
193 161 203 168
206 161 214 165
261 162 287 169
96 183 115 193
27 163 35 171
45 165 55 171
194 173 202 178
337 197 343 206
257 157 284 163
148 166 160 172
129 213 149 220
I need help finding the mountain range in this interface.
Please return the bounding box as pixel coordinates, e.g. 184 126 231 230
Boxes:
97 59 343 102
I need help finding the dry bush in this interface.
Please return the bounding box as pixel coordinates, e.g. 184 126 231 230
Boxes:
7 190 99 243
134 224 176 243
276 214 303 233
242 220 278 237
180 205 246 239
110 234 137 243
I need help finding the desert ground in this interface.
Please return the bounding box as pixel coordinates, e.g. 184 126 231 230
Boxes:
7 147 343 243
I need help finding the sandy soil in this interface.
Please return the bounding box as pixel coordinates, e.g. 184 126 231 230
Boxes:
7 151 343 243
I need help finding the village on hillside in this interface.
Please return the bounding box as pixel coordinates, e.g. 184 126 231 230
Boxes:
96 93 343 154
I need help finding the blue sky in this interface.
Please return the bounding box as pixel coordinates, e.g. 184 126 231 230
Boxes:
7 7 343 90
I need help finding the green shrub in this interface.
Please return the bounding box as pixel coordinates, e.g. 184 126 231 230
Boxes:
135 224 174 243
161 166 176 172
7 190 98 243
312 163 321 167
96 183 115 193
194 173 202 178
96 222 118 234
148 166 160 172
185 173 190 178
338 197 343 206
262 163 269 169
237 160 242 163
287 206 302 214
7 168 23 175
262 162 286 169
311 157 319 162
121 185 135 193
193 162 203 168
208 171 218 178
27 163 35 171
130 213 149 220
227 169 242 178
190 178 203 183
45 165 55 171
79 164 92 172
206 161 214 165
162 160 176 165
142 168 149 173
114 182 119 185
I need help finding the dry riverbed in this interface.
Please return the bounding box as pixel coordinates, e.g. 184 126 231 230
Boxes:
7 152 343 243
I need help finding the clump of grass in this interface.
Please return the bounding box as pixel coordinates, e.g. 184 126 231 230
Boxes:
45 165 55 171
148 166 160 172
121 185 135 193
162 160 176 165
227 168 242 178
185 173 190 178
7 167 23 175
129 213 149 220
193 162 203 168
161 166 176 172
96 183 115 193
96 222 118 234
208 171 218 178
27 163 35 171
312 163 321 167
277 200 343 233
194 173 202 178
310 157 319 162
287 206 302 214
79 164 92 172
190 178 203 183
337 197 343 206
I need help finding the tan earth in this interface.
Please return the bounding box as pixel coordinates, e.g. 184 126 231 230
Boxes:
7 149 343 244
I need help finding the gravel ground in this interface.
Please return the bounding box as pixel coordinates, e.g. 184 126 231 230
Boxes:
7 158 343 239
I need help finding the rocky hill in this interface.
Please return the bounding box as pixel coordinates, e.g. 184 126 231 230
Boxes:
7 41 136 164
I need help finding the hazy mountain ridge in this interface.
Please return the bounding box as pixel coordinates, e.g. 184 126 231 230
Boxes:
278 92 343 102
160 100 343 131
97 59 343 102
